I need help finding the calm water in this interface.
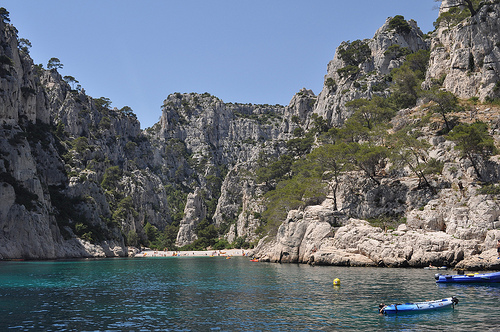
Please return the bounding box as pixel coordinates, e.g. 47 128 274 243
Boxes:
1 257 499 331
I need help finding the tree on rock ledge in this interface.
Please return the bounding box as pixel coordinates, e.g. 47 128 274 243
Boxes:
0 7 10 23
435 0 480 17
447 121 497 181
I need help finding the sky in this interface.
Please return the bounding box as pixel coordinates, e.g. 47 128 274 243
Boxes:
3 0 439 129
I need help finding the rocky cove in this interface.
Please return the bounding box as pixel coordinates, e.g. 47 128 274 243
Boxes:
2 1 500 271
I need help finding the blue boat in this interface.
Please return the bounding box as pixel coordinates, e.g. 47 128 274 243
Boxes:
435 271 500 283
379 297 458 315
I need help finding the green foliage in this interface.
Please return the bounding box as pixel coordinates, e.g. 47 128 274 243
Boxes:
325 77 337 91
447 121 497 180
388 15 412 34
160 224 180 250
112 196 138 223
125 141 137 155
94 97 112 110
367 215 405 230
165 184 187 225
47 186 108 243
345 96 396 131
126 230 139 247
286 135 314 156
180 219 219 250
143 222 159 244
120 106 136 118
434 8 465 30
310 114 330 134
384 44 411 58
350 143 388 184
232 236 252 249
213 238 231 250
63 75 79 89
47 57 63 70
260 158 327 236
307 143 352 210
424 158 445 175
293 127 305 137
19 38 31 54
147 224 180 250
0 7 10 23
71 136 89 153
256 154 293 184
205 174 223 197
404 50 431 78
0 55 14 66
433 0 481 29
426 89 459 133
477 184 500 196
99 116 111 129
101 166 122 190
337 65 361 79
388 129 435 189
338 40 371 67
388 50 430 109
390 67 418 108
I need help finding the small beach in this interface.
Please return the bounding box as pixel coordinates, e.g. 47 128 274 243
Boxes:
134 249 250 258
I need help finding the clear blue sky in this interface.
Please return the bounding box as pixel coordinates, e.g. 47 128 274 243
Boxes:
3 0 439 129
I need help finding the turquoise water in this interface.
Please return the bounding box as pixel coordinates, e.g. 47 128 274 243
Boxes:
1 257 499 331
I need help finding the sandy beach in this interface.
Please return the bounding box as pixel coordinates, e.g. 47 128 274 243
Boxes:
134 248 251 258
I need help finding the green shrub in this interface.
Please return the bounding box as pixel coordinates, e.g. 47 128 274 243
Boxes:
71 137 89 154
384 44 411 58
337 65 361 78
477 184 500 195
325 77 337 91
337 39 371 67
101 166 122 190
213 238 230 250
0 55 14 66
389 15 412 34
99 116 111 129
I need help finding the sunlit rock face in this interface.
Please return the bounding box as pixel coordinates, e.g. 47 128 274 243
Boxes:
314 16 429 127
425 2 500 101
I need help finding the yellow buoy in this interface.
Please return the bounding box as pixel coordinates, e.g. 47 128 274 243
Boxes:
333 278 341 286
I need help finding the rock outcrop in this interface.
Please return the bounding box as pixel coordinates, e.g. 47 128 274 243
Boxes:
176 188 206 247
313 16 429 127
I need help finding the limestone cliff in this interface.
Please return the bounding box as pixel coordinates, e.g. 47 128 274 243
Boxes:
424 1 500 101
252 2 500 270
2 3 500 270
313 16 429 127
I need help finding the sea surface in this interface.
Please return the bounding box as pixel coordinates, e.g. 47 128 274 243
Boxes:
1 257 499 331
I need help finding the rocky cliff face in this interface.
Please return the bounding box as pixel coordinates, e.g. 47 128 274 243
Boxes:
0 18 168 259
252 3 500 270
313 17 429 127
424 1 500 101
2 3 500 270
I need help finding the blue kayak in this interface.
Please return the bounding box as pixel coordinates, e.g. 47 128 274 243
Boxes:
435 271 500 283
379 297 458 315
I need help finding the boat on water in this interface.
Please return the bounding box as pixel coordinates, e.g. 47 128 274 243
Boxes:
435 271 500 283
379 297 458 315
